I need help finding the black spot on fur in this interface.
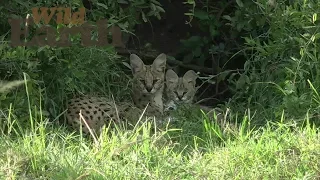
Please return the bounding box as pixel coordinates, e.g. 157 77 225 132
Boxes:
85 111 90 114
101 111 105 116
83 102 88 104
90 115 93 119
88 106 92 109
98 116 101 120
89 100 93 103
93 111 97 114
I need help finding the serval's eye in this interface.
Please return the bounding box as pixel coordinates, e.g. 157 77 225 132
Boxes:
182 91 187 96
140 79 145 84
153 79 158 84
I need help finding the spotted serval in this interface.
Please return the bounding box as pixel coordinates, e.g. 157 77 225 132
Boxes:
164 69 199 111
163 69 225 122
65 53 167 135
65 96 141 134
129 53 167 117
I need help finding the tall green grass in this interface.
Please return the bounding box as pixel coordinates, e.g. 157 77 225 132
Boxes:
0 80 319 179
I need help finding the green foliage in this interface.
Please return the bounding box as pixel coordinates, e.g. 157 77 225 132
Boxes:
0 38 131 122
175 0 320 127
0 0 164 34
2 0 320 177
179 36 209 67
178 0 239 88
0 0 165 128
224 0 320 125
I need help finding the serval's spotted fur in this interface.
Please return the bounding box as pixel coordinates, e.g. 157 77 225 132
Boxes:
129 53 167 117
164 69 198 111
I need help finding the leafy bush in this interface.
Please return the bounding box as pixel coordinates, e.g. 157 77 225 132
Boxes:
224 0 320 125
0 0 165 129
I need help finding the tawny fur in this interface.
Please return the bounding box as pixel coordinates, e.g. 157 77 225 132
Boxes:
130 53 167 117
164 69 198 111
65 53 168 134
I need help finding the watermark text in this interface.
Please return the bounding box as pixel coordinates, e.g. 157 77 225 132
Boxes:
9 7 125 47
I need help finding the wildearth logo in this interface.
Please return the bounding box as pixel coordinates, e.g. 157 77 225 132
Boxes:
8 7 125 47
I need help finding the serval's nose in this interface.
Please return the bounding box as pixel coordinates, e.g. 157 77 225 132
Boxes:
178 92 186 100
146 86 152 92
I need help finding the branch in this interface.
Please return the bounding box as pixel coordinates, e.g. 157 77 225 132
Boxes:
115 48 215 74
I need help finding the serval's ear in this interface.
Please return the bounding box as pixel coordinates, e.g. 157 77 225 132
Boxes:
165 69 179 83
183 70 198 85
130 54 145 74
152 53 167 72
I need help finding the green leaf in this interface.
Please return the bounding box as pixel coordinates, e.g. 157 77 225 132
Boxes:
194 10 209 20
222 15 232 21
156 6 165 13
209 24 218 37
184 12 194 16
141 11 147 22
236 74 249 89
117 0 128 4
183 0 196 5
284 80 295 95
122 62 131 70
193 47 201 57
96 3 108 10
219 43 225 50
151 0 162 6
313 13 317 23
150 3 157 11
37 46 47 53
236 0 244 8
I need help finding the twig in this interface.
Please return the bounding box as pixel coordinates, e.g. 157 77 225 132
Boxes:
115 48 215 74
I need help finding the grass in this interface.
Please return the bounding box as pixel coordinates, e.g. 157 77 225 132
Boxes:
2 0 320 178
0 52 319 179
1 65 319 179
1 98 320 179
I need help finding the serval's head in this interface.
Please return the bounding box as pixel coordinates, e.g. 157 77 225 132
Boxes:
130 53 167 94
165 69 198 104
